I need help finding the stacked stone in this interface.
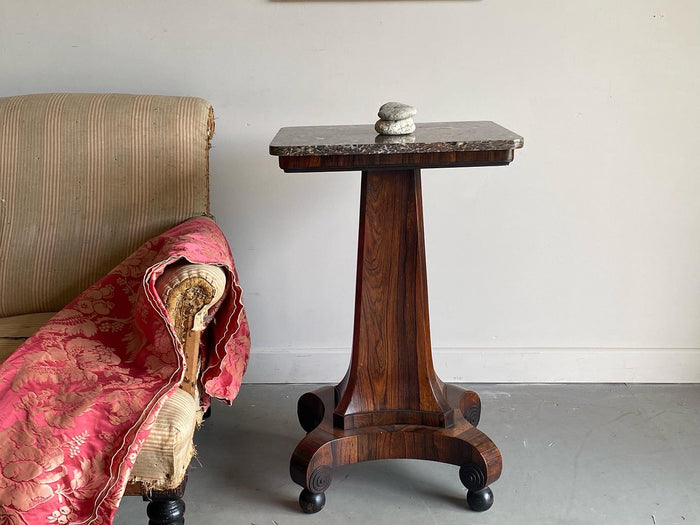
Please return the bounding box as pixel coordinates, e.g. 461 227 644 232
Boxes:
375 102 417 136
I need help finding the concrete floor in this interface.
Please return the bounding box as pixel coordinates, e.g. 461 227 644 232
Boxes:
115 384 700 525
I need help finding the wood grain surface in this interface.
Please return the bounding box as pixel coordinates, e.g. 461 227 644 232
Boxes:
334 169 451 430
274 140 519 510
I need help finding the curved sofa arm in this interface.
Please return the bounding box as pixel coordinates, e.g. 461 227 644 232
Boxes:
155 263 227 396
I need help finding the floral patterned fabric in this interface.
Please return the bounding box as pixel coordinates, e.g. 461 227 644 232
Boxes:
0 217 250 524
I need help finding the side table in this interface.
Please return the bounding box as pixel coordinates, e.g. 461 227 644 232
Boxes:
269 121 524 514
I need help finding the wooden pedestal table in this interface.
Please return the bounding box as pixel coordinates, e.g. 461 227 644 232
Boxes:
270 122 524 514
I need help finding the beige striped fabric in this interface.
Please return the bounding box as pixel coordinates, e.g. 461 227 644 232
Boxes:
0 94 213 317
0 311 56 337
129 387 200 488
0 312 56 360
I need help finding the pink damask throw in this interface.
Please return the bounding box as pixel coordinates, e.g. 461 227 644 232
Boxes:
0 217 250 524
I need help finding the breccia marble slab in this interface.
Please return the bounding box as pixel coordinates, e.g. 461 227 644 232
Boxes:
270 121 524 157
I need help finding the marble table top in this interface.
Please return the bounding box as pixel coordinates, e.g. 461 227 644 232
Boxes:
270 121 524 157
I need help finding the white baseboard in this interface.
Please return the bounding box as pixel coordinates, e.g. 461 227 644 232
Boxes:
243 347 700 384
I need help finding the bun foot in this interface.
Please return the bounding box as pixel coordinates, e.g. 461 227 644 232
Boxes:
466 487 494 512
299 488 326 514
146 498 185 524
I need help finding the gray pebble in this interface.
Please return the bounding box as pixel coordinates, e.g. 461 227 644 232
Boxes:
378 102 417 121
375 118 416 135
375 133 416 145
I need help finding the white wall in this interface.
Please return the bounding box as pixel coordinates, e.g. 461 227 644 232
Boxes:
2 1 699 382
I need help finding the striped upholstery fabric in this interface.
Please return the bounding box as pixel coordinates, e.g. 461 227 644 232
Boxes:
0 94 212 317
128 388 200 488
0 311 55 360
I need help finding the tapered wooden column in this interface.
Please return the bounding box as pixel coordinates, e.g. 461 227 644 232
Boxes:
334 169 452 429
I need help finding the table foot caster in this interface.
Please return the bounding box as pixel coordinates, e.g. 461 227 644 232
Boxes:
299 489 326 514
466 487 494 512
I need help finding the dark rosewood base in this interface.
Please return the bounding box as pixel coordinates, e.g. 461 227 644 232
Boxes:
283 166 509 514
290 385 500 514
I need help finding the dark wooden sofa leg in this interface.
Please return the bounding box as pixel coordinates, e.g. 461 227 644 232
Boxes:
143 477 187 525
